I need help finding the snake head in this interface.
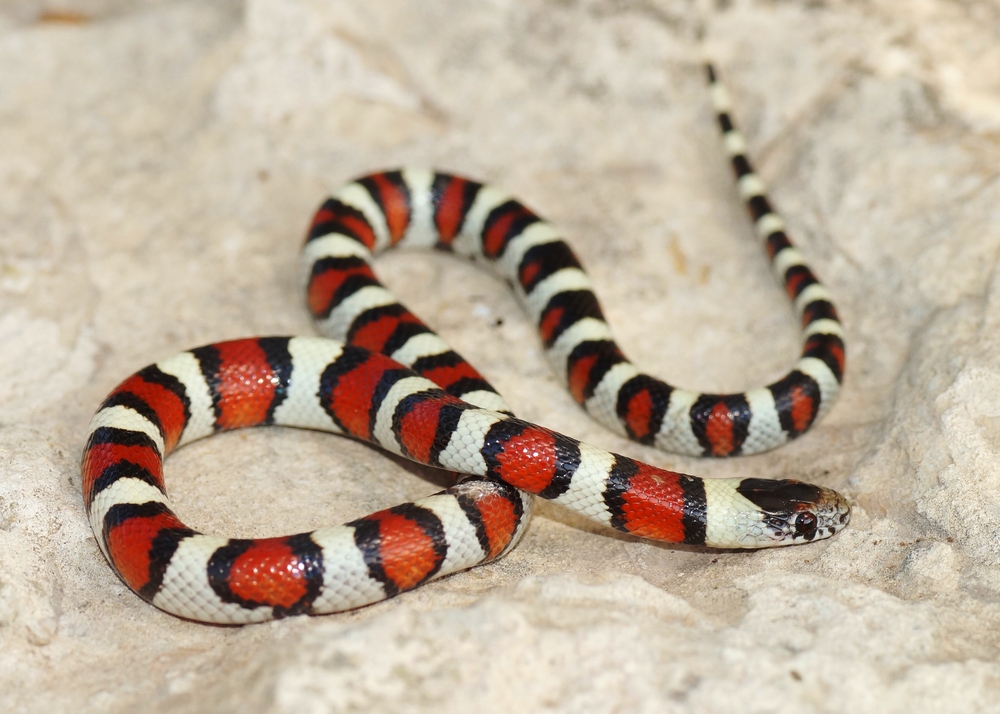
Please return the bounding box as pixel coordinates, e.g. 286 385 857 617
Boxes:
704 478 851 548
735 478 851 547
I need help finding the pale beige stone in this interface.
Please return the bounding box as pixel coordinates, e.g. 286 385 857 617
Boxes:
2 0 1000 712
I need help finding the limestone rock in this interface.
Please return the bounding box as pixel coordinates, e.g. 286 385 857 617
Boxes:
2 1 1000 712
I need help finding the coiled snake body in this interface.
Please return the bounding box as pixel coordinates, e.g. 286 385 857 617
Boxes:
81 66 849 624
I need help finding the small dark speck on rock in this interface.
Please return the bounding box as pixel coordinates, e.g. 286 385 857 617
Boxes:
38 10 89 24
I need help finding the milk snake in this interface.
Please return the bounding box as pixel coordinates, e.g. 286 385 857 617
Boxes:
81 66 850 624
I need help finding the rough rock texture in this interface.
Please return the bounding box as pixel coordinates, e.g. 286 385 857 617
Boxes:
2 0 1000 711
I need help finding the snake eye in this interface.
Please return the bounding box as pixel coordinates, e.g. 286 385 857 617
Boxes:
794 512 818 539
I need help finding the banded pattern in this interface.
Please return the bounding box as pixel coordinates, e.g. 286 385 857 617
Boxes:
83 337 849 624
303 66 844 458
82 337 533 623
83 65 851 624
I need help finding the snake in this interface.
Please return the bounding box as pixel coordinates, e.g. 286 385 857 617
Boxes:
80 65 850 624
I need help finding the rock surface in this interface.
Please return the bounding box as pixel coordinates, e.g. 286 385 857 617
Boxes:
2 0 1000 711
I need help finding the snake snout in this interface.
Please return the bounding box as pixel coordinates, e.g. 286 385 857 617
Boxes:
811 485 851 541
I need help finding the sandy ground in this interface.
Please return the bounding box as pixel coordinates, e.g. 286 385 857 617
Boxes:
2 0 1000 712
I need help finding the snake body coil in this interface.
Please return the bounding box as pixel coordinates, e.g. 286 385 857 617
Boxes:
81 66 849 624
